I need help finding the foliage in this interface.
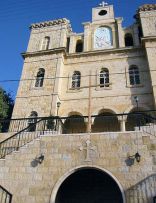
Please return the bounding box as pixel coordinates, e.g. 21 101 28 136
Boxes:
0 87 14 132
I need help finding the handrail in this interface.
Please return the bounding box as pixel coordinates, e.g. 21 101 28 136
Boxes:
0 117 64 159
0 119 42 145
0 185 12 203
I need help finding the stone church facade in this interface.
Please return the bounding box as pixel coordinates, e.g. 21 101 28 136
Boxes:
0 2 156 203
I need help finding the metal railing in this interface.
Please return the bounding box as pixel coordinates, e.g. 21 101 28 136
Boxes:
0 111 156 133
0 112 156 159
0 117 64 159
0 185 12 203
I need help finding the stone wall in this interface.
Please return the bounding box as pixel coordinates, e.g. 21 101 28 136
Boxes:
0 133 13 142
0 131 155 203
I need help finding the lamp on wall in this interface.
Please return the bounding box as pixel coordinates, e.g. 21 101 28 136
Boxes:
55 101 61 131
35 154 44 164
31 154 44 167
128 152 141 163
57 102 61 116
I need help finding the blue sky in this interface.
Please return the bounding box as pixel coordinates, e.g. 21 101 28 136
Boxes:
0 0 155 99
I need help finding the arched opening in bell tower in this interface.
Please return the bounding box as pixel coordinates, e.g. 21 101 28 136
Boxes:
55 168 124 203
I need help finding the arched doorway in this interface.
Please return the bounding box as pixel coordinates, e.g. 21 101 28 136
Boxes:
54 167 124 203
92 111 120 132
125 108 151 131
63 115 86 134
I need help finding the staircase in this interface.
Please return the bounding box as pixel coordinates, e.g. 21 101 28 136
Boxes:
126 174 156 203
0 185 12 203
0 117 63 159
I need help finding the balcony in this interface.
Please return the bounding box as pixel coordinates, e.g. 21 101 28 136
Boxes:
0 111 156 159
0 111 155 135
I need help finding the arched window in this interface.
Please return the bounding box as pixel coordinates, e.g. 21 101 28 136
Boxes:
129 66 140 85
94 27 113 49
41 36 50 50
100 68 109 87
75 40 83 52
72 71 81 89
125 33 134 47
28 111 38 132
35 68 45 87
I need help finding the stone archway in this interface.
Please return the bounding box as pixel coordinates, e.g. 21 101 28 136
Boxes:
63 115 86 134
50 166 125 203
125 107 151 131
92 111 120 132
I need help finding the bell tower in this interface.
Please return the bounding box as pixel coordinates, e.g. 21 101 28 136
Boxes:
138 4 156 106
92 1 115 23
83 1 124 52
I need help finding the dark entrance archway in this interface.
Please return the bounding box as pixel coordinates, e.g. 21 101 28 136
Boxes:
63 115 86 134
55 168 123 203
92 112 120 132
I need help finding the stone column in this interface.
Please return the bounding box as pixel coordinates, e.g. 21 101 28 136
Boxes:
112 26 117 48
59 27 67 47
118 115 127 132
84 117 94 133
69 34 76 54
57 120 63 134
116 17 124 48
83 22 91 52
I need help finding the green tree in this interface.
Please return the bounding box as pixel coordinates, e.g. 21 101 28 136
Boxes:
0 87 14 132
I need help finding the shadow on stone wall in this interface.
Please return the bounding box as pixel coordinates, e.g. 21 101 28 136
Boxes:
126 174 156 203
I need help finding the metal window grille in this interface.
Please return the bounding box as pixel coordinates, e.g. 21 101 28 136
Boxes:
100 69 109 87
129 66 140 85
35 69 45 87
72 71 81 88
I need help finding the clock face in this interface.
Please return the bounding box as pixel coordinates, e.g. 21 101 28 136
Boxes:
94 27 113 49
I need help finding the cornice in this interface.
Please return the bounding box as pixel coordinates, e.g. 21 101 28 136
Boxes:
65 46 145 59
137 4 156 12
30 18 72 32
21 46 145 60
134 4 156 20
21 47 66 59
141 36 156 41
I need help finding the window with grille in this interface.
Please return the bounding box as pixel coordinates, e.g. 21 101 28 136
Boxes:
35 68 45 87
41 36 50 50
100 69 109 87
129 66 140 85
71 71 81 89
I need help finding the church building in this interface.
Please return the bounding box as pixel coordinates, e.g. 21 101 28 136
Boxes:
0 2 156 203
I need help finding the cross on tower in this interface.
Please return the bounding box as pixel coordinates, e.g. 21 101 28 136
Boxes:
99 1 108 7
79 140 97 162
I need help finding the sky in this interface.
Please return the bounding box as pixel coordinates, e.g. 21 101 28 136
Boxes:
0 0 155 99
